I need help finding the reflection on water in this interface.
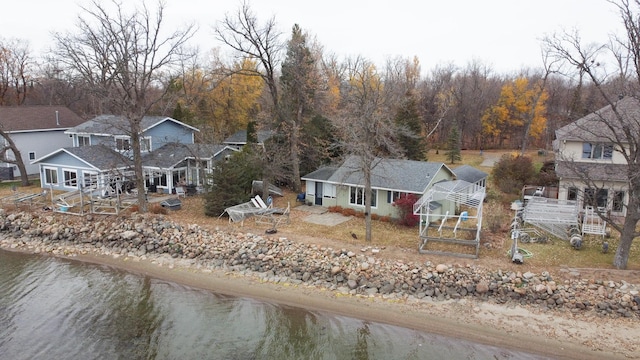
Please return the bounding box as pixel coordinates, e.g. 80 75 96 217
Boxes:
0 249 549 360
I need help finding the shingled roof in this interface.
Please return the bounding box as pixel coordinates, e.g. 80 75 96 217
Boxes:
303 156 454 194
0 105 85 132
66 115 199 136
34 145 132 171
142 143 234 169
555 96 640 142
223 129 276 145
555 161 629 183
452 165 487 184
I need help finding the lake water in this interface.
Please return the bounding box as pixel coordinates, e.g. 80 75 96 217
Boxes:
0 249 549 360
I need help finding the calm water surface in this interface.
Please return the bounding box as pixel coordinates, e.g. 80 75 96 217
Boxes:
0 249 549 360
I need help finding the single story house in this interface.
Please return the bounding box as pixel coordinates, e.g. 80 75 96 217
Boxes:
33 145 133 192
0 105 85 177
301 156 456 218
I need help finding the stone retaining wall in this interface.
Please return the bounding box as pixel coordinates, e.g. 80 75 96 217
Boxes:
1 209 638 319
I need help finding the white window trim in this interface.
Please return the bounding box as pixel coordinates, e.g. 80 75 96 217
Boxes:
28 151 36 161
78 135 91 146
349 186 378 208
62 168 78 189
115 136 131 152
82 171 98 188
141 136 152 152
323 183 336 198
43 166 58 186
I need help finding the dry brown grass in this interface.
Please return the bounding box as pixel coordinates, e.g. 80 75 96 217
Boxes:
1 148 638 281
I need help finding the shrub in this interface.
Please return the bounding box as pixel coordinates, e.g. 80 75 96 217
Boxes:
393 193 420 227
483 200 509 233
342 208 357 217
379 216 391 223
491 154 537 194
328 205 342 213
371 213 380 221
150 204 168 215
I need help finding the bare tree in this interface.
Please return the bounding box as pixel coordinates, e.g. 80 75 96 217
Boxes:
0 37 31 105
53 0 195 212
0 38 33 186
544 0 640 269
333 56 404 242
215 1 282 115
215 1 287 197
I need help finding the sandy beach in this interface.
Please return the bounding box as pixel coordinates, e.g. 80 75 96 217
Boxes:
54 249 638 360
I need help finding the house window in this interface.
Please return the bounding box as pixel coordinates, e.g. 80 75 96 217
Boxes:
350 186 377 207
78 136 90 147
43 167 58 185
83 171 97 188
141 137 151 152
63 169 78 188
28 152 36 161
323 183 336 198
116 137 131 151
584 188 608 209
582 143 613 160
154 173 168 187
567 187 578 201
387 191 406 203
613 191 625 213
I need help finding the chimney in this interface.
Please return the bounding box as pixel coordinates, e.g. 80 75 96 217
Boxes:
55 110 59 126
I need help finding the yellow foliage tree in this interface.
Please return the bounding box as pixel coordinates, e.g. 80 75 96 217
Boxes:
209 58 264 135
482 77 548 152
173 58 264 142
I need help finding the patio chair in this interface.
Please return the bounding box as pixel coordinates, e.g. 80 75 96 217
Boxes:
175 186 186 198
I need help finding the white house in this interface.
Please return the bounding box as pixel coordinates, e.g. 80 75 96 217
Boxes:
553 96 637 219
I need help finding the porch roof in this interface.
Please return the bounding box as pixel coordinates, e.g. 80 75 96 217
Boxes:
142 143 233 169
555 161 629 182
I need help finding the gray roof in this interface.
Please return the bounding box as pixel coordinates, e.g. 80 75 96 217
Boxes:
301 166 338 182
65 115 199 136
307 156 453 193
0 105 85 132
223 129 275 145
452 165 487 184
555 161 628 182
35 145 132 170
555 96 640 142
142 143 233 169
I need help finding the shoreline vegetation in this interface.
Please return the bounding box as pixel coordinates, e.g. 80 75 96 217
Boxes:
0 208 639 359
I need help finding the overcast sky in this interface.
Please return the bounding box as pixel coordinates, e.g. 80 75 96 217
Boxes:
3 0 624 75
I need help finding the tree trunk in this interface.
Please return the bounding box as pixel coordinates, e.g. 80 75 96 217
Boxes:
130 120 147 213
364 163 372 243
0 132 31 186
290 105 303 193
613 213 639 269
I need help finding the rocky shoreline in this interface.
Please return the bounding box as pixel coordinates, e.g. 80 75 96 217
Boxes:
1 209 639 320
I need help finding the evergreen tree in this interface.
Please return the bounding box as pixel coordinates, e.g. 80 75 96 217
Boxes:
204 149 262 217
299 114 340 175
279 24 320 192
246 121 258 144
395 96 425 160
446 124 462 164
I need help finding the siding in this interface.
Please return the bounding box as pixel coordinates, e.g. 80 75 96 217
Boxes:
7 130 74 176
